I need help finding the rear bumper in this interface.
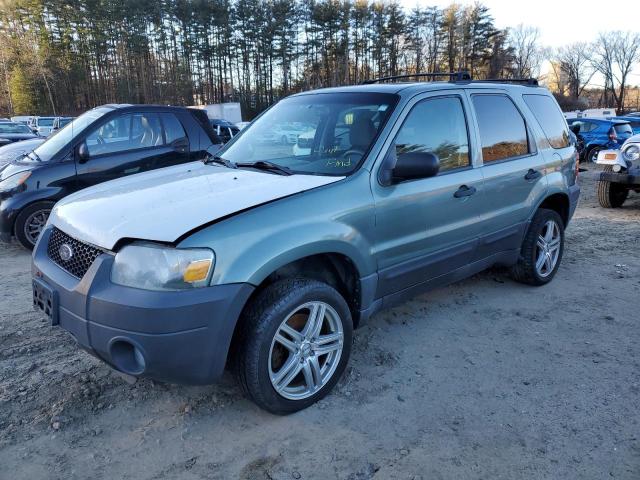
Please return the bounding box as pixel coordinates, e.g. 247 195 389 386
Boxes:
568 183 581 223
32 227 254 384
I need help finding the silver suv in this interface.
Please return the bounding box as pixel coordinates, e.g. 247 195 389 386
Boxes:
32 74 580 413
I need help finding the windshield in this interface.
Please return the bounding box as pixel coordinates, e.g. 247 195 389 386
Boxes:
31 107 112 161
59 118 72 127
0 123 32 134
38 118 55 127
220 92 398 176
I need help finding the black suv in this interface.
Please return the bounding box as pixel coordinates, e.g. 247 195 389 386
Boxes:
0 104 222 249
209 118 240 143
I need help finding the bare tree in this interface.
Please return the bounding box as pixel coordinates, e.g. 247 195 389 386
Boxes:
592 31 640 113
554 42 595 99
508 24 544 78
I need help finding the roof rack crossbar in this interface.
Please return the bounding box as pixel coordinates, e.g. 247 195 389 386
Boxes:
361 71 471 85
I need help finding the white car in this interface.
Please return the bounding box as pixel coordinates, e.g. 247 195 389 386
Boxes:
28 116 56 136
595 134 640 208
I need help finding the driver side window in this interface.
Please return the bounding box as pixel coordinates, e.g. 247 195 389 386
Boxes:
85 113 164 157
395 96 470 174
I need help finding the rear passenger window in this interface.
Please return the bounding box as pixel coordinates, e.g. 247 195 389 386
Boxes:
472 95 529 163
161 113 187 144
523 95 570 148
394 96 470 173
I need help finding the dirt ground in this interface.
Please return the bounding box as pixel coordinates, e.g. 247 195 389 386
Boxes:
0 169 639 480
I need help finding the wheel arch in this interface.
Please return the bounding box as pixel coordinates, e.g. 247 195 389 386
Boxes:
226 250 366 371
9 197 57 236
536 192 570 227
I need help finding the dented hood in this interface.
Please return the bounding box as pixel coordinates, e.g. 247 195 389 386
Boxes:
49 161 343 250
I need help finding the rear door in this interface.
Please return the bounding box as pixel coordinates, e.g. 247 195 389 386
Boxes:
371 91 485 297
75 111 189 190
467 91 548 260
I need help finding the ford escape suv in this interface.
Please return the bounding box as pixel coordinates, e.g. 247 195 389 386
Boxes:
32 74 580 414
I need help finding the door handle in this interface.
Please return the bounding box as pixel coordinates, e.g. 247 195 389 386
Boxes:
524 168 542 181
454 185 477 198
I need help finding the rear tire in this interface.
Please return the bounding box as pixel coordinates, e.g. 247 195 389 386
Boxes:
14 201 55 250
234 278 352 414
511 208 564 286
597 166 628 208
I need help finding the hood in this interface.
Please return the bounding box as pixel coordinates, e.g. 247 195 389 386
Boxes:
49 162 344 250
623 133 640 148
0 134 38 146
0 139 47 172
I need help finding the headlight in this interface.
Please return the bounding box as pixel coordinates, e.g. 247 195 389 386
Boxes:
622 144 639 162
0 171 31 192
111 243 214 291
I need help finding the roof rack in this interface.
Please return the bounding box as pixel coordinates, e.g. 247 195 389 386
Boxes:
361 71 471 85
360 71 539 87
467 78 539 86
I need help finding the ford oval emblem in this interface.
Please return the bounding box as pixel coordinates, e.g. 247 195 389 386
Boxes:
59 244 74 262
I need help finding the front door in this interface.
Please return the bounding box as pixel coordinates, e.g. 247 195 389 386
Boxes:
371 92 485 298
75 111 189 190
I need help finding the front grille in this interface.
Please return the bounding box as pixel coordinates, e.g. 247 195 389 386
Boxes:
47 227 103 279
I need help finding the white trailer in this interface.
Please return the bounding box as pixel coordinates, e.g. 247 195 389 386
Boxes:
191 103 242 123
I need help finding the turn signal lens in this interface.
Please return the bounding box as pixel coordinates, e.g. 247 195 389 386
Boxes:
183 259 213 283
604 153 617 160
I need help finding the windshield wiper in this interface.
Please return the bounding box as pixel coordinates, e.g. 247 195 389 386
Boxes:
27 151 42 162
236 160 293 176
204 154 237 169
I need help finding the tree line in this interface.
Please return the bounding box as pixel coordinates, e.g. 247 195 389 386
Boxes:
0 0 638 118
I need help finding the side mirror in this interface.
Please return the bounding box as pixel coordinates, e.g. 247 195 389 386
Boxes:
381 150 439 185
77 142 90 163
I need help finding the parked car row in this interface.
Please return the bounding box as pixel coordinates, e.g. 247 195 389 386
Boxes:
8 115 76 137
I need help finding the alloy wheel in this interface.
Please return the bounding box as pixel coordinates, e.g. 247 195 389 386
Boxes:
268 301 344 400
23 209 50 246
535 220 561 278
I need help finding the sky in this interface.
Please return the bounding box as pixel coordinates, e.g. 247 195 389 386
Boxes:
399 0 640 86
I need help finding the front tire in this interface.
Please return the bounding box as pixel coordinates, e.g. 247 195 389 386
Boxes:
14 201 55 250
587 146 602 164
511 208 565 286
597 166 628 208
234 278 353 414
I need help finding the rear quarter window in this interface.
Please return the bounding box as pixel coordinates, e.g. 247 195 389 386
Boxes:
523 94 570 149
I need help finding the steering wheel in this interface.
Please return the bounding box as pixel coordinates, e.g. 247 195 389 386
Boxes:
343 149 365 159
96 136 106 145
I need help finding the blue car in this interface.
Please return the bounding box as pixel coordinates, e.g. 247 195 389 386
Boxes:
567 118 633 163
608 116 640 135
